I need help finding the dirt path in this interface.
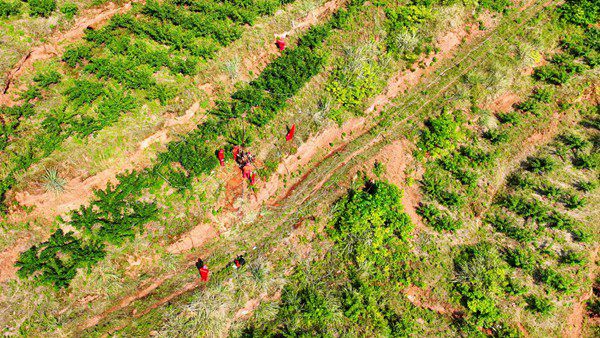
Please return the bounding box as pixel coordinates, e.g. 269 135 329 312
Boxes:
0 2 135 105
30 2 551 333
0 0 344 283
564 250 598 337
72 8 508 332
404 285 462 316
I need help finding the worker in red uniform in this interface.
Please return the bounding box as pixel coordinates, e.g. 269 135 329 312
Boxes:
196 258 210 282
217 149 225 167
232 255 246 269
250 172 256 186
276 38 286 51
242 164 252 179
286 124 296 141
232 146 240 160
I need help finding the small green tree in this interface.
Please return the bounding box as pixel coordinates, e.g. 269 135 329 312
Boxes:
27 0 56 17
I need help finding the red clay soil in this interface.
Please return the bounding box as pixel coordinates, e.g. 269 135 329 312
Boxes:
0 2 135 105
120 6 522 317
0 0 343 282
370 140 426 229
404 285 462 317
563 250 598 338
23 1 543 331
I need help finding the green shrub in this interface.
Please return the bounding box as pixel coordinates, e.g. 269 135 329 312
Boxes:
539 184 565 201
483 129 509 144
515 99 540 116
0 0 20 17
417 110 464 156
498 194 551 224
531 87 553 103
148 84 176 105
326 60 380 108
572 152 599 169
330 180 414 283
63 79 105 106
485 214 534 242
27 0 56 17
16 229 106 289
497 111 521 125
417 204 462 231
420 171 465 208
523 156 555 174
478 0 512 13
505 277 527 296
18 86 42 102
385 5 432 56
276 284 340 334
459 146 493 167
533 53 586 85
454 243 508 327
562 193 586 209
60 2 77 19
33 70 62 88
504 246 538 272
62 45 92 68
538 268 576 293
558 0 599 26
575 179 598 192
587 298 600 317
525 295 554 314
559 250 586 265
560 133 590 150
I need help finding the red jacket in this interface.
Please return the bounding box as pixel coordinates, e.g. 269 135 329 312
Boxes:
199 266 209 282
276 39 286 51
218 149 225 166
286 124 296 141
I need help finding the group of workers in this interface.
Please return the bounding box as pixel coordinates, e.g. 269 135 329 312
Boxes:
216 124 296 186
195 255 246 282
197 38 295 282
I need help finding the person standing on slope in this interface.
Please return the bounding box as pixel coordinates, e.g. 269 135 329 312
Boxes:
196 258 210 282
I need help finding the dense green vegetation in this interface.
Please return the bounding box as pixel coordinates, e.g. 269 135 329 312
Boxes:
0 0 298 215
244 179 420 336
0 0 21 17
15 0 368 289
1 0 597 336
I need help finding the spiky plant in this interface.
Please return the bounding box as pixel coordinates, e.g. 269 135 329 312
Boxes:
226 124 252 147
223 56 241 80
42 168 66 193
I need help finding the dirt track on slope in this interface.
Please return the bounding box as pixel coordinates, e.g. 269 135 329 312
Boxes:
73 7 508 332
0 0 344 284
0 2 134 105
25 1 551 333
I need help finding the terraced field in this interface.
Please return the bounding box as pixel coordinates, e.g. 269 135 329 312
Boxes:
0 0 598 336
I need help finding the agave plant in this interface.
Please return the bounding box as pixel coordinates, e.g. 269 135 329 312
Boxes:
223 56 241 80
226 124 252 147
42 168 67 193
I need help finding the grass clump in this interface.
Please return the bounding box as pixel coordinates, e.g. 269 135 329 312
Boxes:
41 168 66 193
